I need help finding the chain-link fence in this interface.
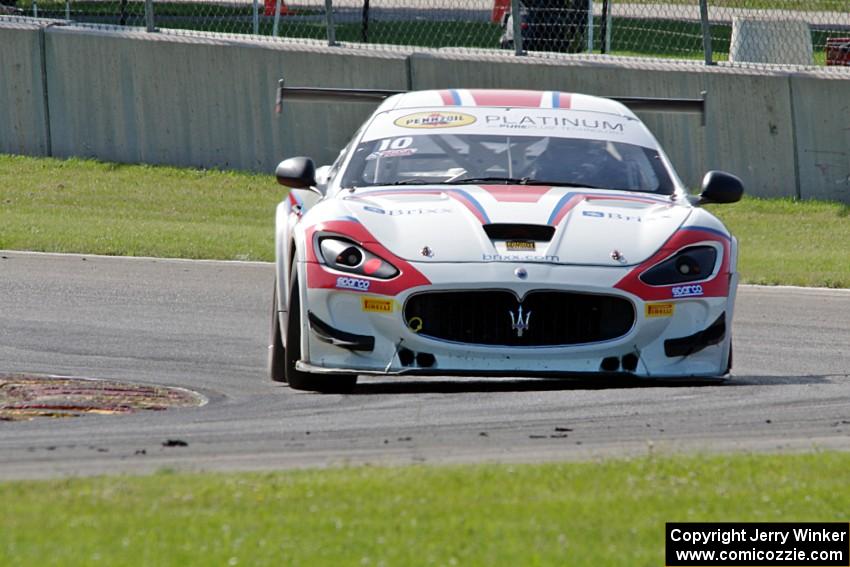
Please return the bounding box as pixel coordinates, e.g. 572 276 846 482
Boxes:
3 0 850 69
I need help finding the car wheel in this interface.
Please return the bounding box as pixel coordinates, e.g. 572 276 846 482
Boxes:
285 266 357 394
268 280 287 383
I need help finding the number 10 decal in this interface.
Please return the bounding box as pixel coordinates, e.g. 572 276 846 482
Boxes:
376 137 414 151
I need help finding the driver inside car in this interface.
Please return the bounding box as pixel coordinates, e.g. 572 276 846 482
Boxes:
522 137 632 189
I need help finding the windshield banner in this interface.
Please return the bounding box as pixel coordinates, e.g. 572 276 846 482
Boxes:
363 107 656 148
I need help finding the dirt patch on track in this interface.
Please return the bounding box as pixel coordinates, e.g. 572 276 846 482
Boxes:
0 374 205 421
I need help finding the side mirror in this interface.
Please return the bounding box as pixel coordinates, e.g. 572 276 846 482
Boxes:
275 157 318 192
698 171 744 205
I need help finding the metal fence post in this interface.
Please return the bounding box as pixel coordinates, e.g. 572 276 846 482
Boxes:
145 0 155 32
65 0 70 21
325 0 336 46
361 0 370 43
699 0 714 65
599 0 609 53
586 0 594 52
31 0 37 17
510 0 523 55
253 0 259 35
272 0 282 37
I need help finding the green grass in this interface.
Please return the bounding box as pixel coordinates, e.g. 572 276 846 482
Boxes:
1 452 849 566
0 154 283 261
2 154 850 287
193 20 505 50
708 197 850 288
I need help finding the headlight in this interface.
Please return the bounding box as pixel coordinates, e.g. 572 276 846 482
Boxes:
639 246 717 286
318 237 399 279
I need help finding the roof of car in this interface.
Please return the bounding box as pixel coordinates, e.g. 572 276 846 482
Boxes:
377 89 639 120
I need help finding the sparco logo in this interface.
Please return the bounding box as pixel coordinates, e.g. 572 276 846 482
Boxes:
671 284 704 298
336 276 370 291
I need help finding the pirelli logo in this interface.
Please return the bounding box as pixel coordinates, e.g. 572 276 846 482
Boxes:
361 297 395 313
646 302 675 318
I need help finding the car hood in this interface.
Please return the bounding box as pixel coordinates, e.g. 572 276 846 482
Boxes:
337 185 691 266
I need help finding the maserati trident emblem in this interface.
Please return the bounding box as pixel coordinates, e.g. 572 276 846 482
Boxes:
509 306 532 337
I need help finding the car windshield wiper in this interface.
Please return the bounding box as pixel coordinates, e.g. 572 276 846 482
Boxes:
449 176 537 185
449 176 604 189
385 180 441 186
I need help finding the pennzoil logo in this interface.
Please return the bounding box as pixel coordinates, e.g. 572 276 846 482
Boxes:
506 240 535 251
361 297 395 313
394 112 477 129
645 302 675 318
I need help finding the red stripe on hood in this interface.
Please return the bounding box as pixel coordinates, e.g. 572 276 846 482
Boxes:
347 190 489 225
479 185 551 203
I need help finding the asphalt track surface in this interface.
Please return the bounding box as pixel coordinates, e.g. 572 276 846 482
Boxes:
1 251 849 480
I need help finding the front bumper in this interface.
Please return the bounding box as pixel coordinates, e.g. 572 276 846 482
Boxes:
298 260 736 378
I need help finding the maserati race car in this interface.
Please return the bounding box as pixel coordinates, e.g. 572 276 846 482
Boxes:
269 86 744 392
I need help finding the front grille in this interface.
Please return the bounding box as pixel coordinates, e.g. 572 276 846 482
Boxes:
403 290 635 347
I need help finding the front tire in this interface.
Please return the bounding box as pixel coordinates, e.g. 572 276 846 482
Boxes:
268 281 287 383
285 267 357 394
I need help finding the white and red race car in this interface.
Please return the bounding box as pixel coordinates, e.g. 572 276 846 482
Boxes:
269 86 743 392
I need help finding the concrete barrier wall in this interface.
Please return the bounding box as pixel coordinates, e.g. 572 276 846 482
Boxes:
701 70 798 199
0 21 49 156
43 27 409 171
790 74 850 202
1 23 848 201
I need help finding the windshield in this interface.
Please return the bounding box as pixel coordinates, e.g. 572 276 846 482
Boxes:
340 133 674 194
